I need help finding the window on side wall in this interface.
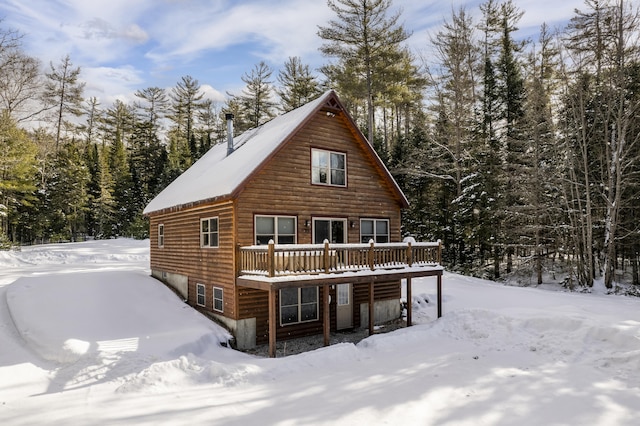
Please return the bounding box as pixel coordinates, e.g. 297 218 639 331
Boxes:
360 219 390 243
280 287 319 325
311 148 346 186
213 287 223 312
158 224 164 247
255 215 296 245
196 283 206 307
200 217 219 248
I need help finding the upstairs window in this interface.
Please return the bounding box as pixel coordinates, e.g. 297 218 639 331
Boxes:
312 148 346 187
255 215 296 245
158 224 164 247
360 219 389 243
200 217 219 248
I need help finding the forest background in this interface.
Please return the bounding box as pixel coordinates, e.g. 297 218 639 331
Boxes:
1 0 639 291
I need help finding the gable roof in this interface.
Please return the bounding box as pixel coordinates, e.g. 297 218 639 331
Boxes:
143 90 408 215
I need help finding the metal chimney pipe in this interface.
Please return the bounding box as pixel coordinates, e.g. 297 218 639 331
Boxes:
225 113 234 156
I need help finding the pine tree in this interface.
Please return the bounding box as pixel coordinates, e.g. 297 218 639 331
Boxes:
93 145 117 238
236 61 276 130
318 0 410 143
41 55 85 150
134 86 168 135
276 56 321 112
427 6 480 267
0 112 37 244
170 75 204 161
47 141 90 240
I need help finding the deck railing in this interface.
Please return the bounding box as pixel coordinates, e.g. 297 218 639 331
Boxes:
238 240 441 277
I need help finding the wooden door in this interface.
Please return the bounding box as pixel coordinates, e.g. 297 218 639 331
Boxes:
336 283 353 330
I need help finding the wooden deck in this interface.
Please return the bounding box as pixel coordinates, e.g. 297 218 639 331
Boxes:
236 240 444 357
238 240 441 277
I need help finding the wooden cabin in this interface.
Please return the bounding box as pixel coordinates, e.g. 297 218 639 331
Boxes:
143 90 443 357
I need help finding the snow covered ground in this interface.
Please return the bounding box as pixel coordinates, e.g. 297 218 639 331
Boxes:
1 239 639 425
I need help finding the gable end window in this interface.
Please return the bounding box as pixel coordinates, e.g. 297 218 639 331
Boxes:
158 224 164 248
311 148 346 187
200 217 219 248
280 287 319 325
213 287 223 312
196 283 206 307
360 219 389 243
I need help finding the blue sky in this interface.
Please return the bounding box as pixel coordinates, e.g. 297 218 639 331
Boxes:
0 0 585 108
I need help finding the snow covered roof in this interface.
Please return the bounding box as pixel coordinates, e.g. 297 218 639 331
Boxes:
143 90 407 215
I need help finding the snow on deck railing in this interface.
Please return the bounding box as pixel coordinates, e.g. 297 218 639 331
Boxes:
238 239 441 277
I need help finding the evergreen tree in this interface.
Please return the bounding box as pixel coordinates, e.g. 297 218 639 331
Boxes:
41 55 85 150
0 112 37 245
276 56 321 112
83 142 101 237
170 75 204 162
318 0 410 143
48 141 90 239
93 145 117 238
426 6 480 268
236 61 276 130
134 86 168 136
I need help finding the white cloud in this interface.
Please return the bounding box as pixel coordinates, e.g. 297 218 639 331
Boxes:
81 65 144 106
144 0 331 67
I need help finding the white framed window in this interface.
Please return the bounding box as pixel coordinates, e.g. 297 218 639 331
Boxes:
255 215 296 245
213 287 223 312
280 287 319 325
158 224 164 247
200 217 219 248
196 283 206 307
311 148 346 186
337 283 350 306
360 219 390 243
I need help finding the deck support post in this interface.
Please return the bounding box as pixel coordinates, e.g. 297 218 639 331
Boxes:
323 284 330 346
406 277 412 327
437 273 442 318
368 281 374 336
268 287 277 358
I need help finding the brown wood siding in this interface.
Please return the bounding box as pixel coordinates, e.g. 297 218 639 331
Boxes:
236 109 403 341
236 110 402 248
250 282 400 344
148 105 405 345
148 201 237 317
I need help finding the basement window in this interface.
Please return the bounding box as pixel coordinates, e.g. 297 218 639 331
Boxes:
280 287 319 325
196 283 206 307
213 287 223 312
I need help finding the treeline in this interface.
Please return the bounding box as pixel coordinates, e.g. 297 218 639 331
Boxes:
0 52 323 245
1 0 640 290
